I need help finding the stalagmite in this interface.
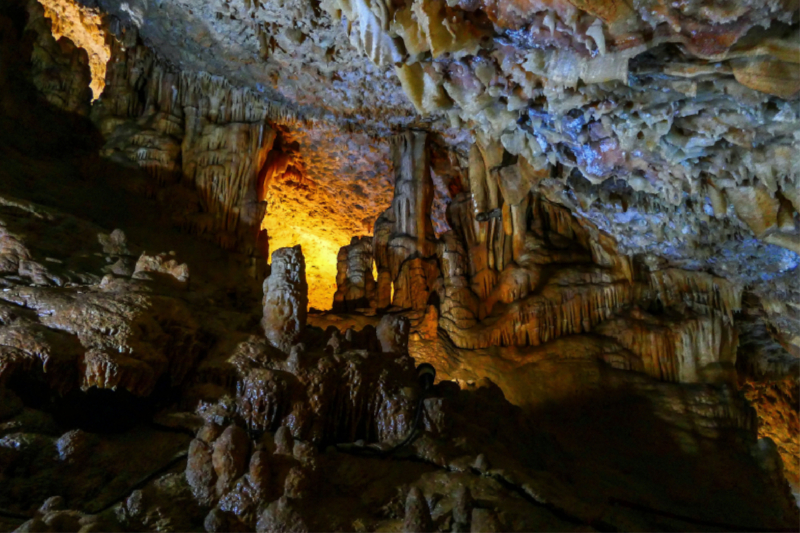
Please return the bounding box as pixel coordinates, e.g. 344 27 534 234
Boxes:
332 236 376 312
262 245 309 353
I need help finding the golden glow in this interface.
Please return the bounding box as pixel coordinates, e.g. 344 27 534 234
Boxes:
257 124 392 311
261 199 346 311
38 0 110 100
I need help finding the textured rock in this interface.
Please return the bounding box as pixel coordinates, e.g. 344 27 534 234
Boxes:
372 131 441 312
333 236 376 312
403 486 433 533
187 438 217 507
36 0 109 99
256 497 308 533
211 425 250 498
262 245 309 352
0 0 798 531
0 280 204 396
226 334 418 444
132 251 190 285
376 314 410 355
24 0 92 116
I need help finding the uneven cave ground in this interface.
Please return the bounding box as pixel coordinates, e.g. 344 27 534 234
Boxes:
0 0 799 531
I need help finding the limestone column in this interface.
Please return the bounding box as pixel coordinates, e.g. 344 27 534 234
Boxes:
262 245 308 352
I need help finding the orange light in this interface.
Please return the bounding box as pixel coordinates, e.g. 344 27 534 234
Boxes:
37 0 110 100
260 198 347 311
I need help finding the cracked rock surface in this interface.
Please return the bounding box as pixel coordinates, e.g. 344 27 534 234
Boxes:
0 0 799 530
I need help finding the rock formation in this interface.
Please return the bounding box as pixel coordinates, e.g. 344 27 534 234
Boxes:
332 236 376 312
0 0 798 531
373 131 440 312
262 245 309 353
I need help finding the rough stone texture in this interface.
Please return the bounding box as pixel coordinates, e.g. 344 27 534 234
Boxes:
66 0 800 288
0 0 799 532
36 0 109 99
262 245 309 353
332 235 376 312
402 486 433 533
92 28 275 277
376 314 410 355
24 0 92 116
372 131 441 312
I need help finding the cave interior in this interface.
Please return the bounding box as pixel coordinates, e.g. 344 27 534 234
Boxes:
0 0 799 531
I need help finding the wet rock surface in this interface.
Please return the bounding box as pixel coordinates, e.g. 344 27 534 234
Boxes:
0 0 798 531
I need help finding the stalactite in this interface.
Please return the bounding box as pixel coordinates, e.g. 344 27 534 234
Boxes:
597 313 738 383
649 269 743 323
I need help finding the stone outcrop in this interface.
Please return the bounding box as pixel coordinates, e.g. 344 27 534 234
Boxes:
332 236 376 312
93 27 276 274
262 245 308 353
369 134 746 391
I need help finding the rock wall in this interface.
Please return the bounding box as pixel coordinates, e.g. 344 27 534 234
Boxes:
24 0 92 116
93 26 281 275
36 0 109 99
340 132 744 386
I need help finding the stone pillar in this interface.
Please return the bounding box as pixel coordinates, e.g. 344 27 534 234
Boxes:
262 245 308 352
372 211 395 309
383 130 439 311
390 130 435 244
332 236 376 312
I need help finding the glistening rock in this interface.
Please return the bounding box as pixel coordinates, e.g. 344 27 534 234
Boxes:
262 245 309 353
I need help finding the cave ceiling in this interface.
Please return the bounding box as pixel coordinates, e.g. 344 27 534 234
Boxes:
76 0 800 284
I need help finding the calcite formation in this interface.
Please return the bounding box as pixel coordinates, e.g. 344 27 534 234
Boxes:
94 27 277 270
0 0 799 531
333 236 376 312
372 131 440 311
25 0 92 116
36 0 109 99
262 245 309 353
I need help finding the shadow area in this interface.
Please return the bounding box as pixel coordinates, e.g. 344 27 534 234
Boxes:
510 361 797 532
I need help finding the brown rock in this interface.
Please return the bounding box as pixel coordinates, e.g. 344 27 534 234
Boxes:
187 438 218 506
377 314 410 354
262 246 308 353
274 425 295 455
204 508 229 533
256 496 308 533
284 466 310 498
403 486 434 533
470 509 501 532
333 236 376 312
726 185 781 238
212 425 251 498
132 251 190 284
452 485 473 530
248 449 271 498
